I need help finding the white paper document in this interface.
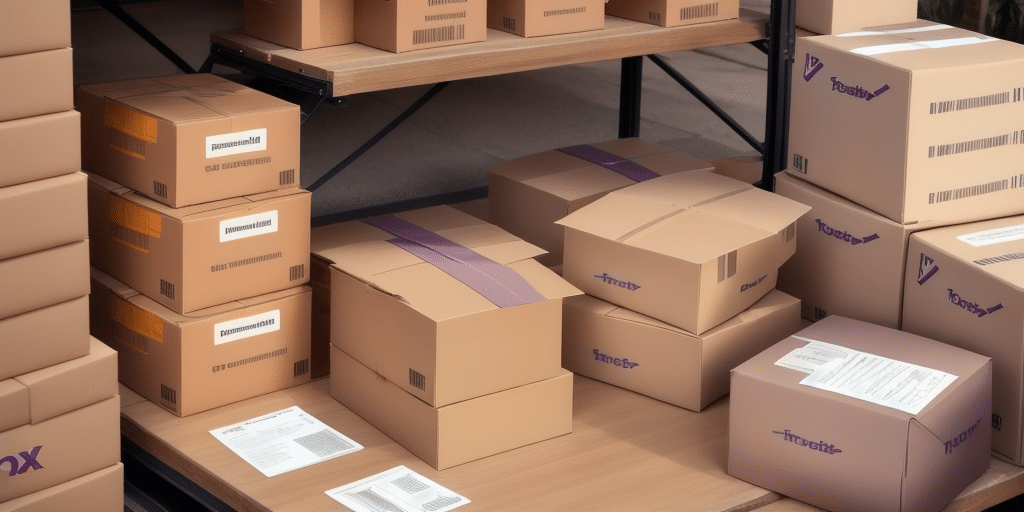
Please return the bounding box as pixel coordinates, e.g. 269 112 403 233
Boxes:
774 336 853 373
325 466 470 512
210 406 363 477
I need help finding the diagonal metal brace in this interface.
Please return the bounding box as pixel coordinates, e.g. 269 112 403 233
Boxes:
98 0 197 74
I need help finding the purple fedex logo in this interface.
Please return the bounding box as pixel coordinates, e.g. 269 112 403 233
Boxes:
815 219 880 245
773 429 842 455
917 253 940 285
0 446 43 476
947 289 1003 318
802 53 890 100
803 53 824 81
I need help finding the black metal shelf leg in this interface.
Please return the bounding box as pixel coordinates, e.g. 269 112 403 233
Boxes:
619 56 644 138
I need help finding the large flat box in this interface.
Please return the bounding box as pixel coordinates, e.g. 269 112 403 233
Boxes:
0 0 70 57
330 344 573 470
604 0 739 28
0 240 89 321
355 0 487 53
794 0 918 35
902 215 1024 465
487 0 605 37
0 48 73 123
0 111 81 188
0 172 86 261
0 297 90 381
487 138 714 266
729 316 992 512
317 205 580 407
0 463 123 512
77 74 301 207
557 171 810 334
87 172 311 314
562 289 801 412
244 0 355 50
787 20 1024 224
90 267 313 417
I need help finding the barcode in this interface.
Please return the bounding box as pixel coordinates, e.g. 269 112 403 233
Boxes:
545 7 586 17
1016 87 1023 102
293 429 354 457
792 154 809 173
717 250 737 282
108 129 146 158
160 384 177 405
428 0 466 5
502 17 515 31
294 359 310 377
409 369 426 391
160 279 175 299
681 2 719 20
649 12 662 22
350 489 405 512
974 252 1024 266
928 179 1009 204
423 496 463 511
813 307 828 320
412 24 465 45
153 181 168 198
393 474 429 494
289 264 305 281
114 323 151 354
928 134 1011 158
929 91 1013 114
110 222 150 252
279 169 295 186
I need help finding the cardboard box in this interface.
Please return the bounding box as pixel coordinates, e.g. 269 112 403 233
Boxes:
0 172 86 261
487 138 714 266
562 289 801 411
794 0 918 35
0 48 73 123
729 316 992 512
77 74 301 207
87 172 311 314
557 171 810 334
0 111 81 188
787 20 1024 224
317 205 580 407
487 0 605 37
330 344 573 470
355 0 487 53
0 240 89 321
901 214 1024 465
244 0 355 50
604 0 739 28
0 463 123 512
706 153 763 185
90 267 313 417
0 0 71 57
0 297 90 382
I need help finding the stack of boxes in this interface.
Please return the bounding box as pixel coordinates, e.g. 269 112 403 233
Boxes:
1 1 123 509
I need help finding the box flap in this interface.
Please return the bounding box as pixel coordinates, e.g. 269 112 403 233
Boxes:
0 378 29 432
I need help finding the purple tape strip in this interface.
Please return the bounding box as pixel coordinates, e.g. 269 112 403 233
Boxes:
557 144 661 182
362 215 547 308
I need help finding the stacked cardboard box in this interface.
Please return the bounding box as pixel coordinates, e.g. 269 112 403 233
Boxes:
244 0 356 50
604 0 739 28
793 0 918 35
487 0 606 37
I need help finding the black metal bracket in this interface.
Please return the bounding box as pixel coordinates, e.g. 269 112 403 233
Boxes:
97 0 197 74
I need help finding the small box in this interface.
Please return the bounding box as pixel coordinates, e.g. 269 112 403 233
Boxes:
0 297 90 381
0 111 81 188
902 215 1024 465
787 20 1024 224
0 48 73 123
0 172 86 261
0 463 124 512
557 171 810 334
243 0 355 50
729 316 992 512
0 0 71 57
330 345 573 470
0 240 89 321
604 0 739 28
77 74 301 207
562 289 801 411
794 0 918 35
487 0 605 37
355 0 487 53
87 172 311 314
487 138 714 266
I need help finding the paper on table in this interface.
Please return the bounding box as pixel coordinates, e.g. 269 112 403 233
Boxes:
210 406 363 477
325 466 470 512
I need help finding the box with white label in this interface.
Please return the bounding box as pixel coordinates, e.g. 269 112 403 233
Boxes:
77 74 300 208
604 0 739 28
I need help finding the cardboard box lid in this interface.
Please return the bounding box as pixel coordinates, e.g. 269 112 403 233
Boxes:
910 215 1024 288
0 378 29 432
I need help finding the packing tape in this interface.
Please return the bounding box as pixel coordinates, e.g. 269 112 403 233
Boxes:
557 144 661 182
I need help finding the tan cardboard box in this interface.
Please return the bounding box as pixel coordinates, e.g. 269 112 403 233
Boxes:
0 0 71 58
562 289 801 411
557 171 810 334
0 111 81 188
0 172 86 261
317 205 580 407
794 0 918 35
487 0 605 37
87 172 311 314
355 0 487 53
706 153 762 185
0 297 90 382
244 0 355 50
77 74 301 207
0 48 73 123
0 463 123 512
729 316 992 512
90 267 313 417
605 0 739 28
902 215 1024 465
488 138 714 266
787 20 1024 224
330 344 573 470
0 240 89 321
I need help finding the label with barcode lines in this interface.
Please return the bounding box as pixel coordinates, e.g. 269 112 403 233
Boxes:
428 0 466 5
975 252 1024 266
294 359 310 377
289 264 305 281
410 369 427 391
279 169 295 185
929 90 1016 114
160 384 177 405
153 181 168 198
160 279 175 299
503 16 515 31
110 222 150 253
681 2 719 20
928 133 1013 158
113 323 152 355
294 429 356 458
413 24 465 45
792 154 809 173
108 129 147 160
928 179 1010 204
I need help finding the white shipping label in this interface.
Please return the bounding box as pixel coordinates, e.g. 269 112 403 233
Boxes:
214 310 280 345
206 128 267 158
326 466 470 512
852 36 996 56
837 24 951 37
957 223 1024 247
220 210 279 242
775 337 853 374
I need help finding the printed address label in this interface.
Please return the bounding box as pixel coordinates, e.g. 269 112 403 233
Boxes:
214 310 280 345
206 128 267 158
221 210 278 243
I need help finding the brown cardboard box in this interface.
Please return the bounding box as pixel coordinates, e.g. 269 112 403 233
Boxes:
244 0 355 50
355 0 487 53
0 0 71 57
0 48 73 123
787 20 1024 224
794 0 918 35
902 215 1024 465
0 172 86 261
0 463 123 512
317 205 580 407
330 344 573 470
604 0 739 28
0 297 90 381
0 111 81 188
706 153 763 185
487 138 714 266
729 316 992 512
487 0 605 37
0 240 89 321
562 289 801 411
557 171 810 334
89 267 313 417
87 172 311 314
77 74 300 207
